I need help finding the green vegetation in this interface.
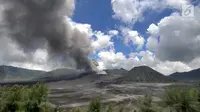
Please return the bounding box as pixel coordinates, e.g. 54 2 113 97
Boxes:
88 97 102 112
0 83 52 112
1 84 200 112
136 95 159 112
163 88 200 112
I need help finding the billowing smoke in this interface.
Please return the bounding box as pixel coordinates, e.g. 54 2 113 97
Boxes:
1 0 93 71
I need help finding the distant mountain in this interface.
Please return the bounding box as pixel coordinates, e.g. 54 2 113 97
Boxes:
115 66 176 83
0 65 99 83
105 68 128 76
36 68 85 80
0 66 98 85
169 68 200 81
0 65 182 85
0 65 45 81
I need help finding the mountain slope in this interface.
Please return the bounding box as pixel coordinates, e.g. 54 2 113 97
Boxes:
0 65 98 83
0 65 45 81
105 68 128 76
115 66 176 83
169 68 200 81
36 68 85 80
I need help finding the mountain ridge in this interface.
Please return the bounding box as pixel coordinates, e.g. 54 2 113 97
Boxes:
1 65 200 83
0 65 45 81
169 68 200 81
115 66 176 83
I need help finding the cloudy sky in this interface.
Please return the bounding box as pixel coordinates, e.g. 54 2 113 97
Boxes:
0 0 200 75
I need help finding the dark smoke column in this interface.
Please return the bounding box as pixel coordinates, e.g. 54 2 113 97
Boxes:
2 0 93 71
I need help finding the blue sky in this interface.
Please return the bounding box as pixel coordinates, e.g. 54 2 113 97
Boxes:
72 0 174 56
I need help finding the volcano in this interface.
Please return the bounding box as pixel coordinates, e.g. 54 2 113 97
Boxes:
115 66 176 83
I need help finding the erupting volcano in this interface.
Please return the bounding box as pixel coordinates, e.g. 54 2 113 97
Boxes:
1 0 94 71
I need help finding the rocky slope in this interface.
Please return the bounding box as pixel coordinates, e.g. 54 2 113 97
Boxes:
115 66 176 83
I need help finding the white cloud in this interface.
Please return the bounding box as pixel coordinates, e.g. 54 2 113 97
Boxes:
138 51 157 66
0 37 27 64
112 0 139 23
142 52 192 75
0 36 51 71
123 58 139 70
96 2 200 75
127 31 145 50
96 61 106 71
146 23 159 51
33 49 48 65
155 61 191 75
0 36 59 71
146 36 158 51
111 0 190 24
188 57 200 70
97 50 126 70
111 0 158 23
147 23 159 36
97 49 192 75
121 27 145 50
91 31 114 51
155 6 200 62
110 0 197 75
108 30 119 36
66 18 93 37
63 0 76 17
167 0 189 9
139 6 200 74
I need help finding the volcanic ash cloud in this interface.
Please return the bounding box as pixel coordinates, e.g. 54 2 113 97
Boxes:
1 0 94 71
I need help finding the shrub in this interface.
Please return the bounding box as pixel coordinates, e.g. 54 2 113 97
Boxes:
0 83 50 112
88 97 102 112
163 88 200 112
137 94 158 112
106 104 113 112
70 107 82 112
39 102 54 112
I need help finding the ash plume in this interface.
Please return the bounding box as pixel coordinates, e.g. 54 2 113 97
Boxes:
1 0 93 71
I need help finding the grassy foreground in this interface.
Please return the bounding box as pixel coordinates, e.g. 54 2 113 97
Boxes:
1 83 200 112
